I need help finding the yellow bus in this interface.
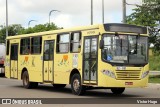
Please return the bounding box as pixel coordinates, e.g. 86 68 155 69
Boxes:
5 23 149 95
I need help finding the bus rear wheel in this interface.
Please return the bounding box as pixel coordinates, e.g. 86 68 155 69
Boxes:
111 88 125 95
22 71 38 89
52 84 66 88
71 74 85 95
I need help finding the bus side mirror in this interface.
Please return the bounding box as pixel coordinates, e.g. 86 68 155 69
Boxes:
100 40 104 49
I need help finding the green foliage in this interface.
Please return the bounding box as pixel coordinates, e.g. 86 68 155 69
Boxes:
0 23 60 43
0 24 23 43
0 26 6 43
126 3 159 27
8 24 23 36
142 0 160 21
127 0 160 26
126 7 158 27
148 28 160 51
143 0 159 2
127 0 160 52
149 75 160 83
149 54 160 70
19 23 60 34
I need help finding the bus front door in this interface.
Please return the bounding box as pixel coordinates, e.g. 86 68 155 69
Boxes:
10 44 18 79
43 40 54 82
83 36 98 84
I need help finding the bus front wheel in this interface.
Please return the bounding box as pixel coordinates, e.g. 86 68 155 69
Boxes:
111 88 125 95
71 74 85 95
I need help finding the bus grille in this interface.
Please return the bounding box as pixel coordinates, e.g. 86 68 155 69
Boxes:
116 71 141 80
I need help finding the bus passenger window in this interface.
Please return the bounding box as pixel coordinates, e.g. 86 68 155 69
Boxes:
70 32 81 53
57 34 70 53
31 37 42 54
20 38 30 55
24 46 30 54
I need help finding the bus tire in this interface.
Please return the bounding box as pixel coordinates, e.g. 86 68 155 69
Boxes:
22 71 33 89
52 84 66 88
71 73 85 95
111 88 125 95
0 73 5 77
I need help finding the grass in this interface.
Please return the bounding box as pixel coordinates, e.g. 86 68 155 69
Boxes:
149 55 160 71
149 76 160 83
149 52 160 83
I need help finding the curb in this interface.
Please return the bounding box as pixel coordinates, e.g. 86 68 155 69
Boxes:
147 83 160 89
149 71 160 76
148 83 160 85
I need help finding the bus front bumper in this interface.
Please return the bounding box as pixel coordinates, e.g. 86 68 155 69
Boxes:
99 76 149 88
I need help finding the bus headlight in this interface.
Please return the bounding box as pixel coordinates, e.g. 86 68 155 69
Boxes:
102 70 116 79
141 71 149 79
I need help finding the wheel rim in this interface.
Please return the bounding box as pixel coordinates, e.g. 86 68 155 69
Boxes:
73 79 80 92
24 75 28 86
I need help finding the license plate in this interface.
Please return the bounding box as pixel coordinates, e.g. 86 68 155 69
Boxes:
125 82 133 85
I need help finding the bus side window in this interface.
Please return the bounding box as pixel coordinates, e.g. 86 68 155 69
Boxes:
31 36 42 54
70 32 81 53
20 38 30 55
56 34 70 53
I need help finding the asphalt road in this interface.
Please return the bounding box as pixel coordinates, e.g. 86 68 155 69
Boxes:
0 77 160 106
0 77 160 98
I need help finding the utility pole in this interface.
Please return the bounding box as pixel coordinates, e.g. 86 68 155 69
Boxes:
91 0 93 25
122 0 126 23
6 0 8 37
102 0 104 23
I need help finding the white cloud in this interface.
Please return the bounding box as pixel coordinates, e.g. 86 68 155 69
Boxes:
52 14 73 28
0 0 141 28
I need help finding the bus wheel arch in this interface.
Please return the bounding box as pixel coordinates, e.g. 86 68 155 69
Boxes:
21 68 28 80
69 69 80 84
21 68 38 89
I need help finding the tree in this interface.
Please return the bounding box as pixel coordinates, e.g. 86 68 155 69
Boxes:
0 23 61 43
0 24 23 43
142 0 160 22
0 27 6 43
126 5 158 27
19 22 60 34
126 0 160 52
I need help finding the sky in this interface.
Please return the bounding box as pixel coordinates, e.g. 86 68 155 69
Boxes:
0 0 142 28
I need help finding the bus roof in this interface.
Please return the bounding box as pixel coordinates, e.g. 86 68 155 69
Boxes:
6 23 148 40
6 24 100 40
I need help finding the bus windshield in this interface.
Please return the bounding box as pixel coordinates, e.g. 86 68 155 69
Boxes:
102 34 148 65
